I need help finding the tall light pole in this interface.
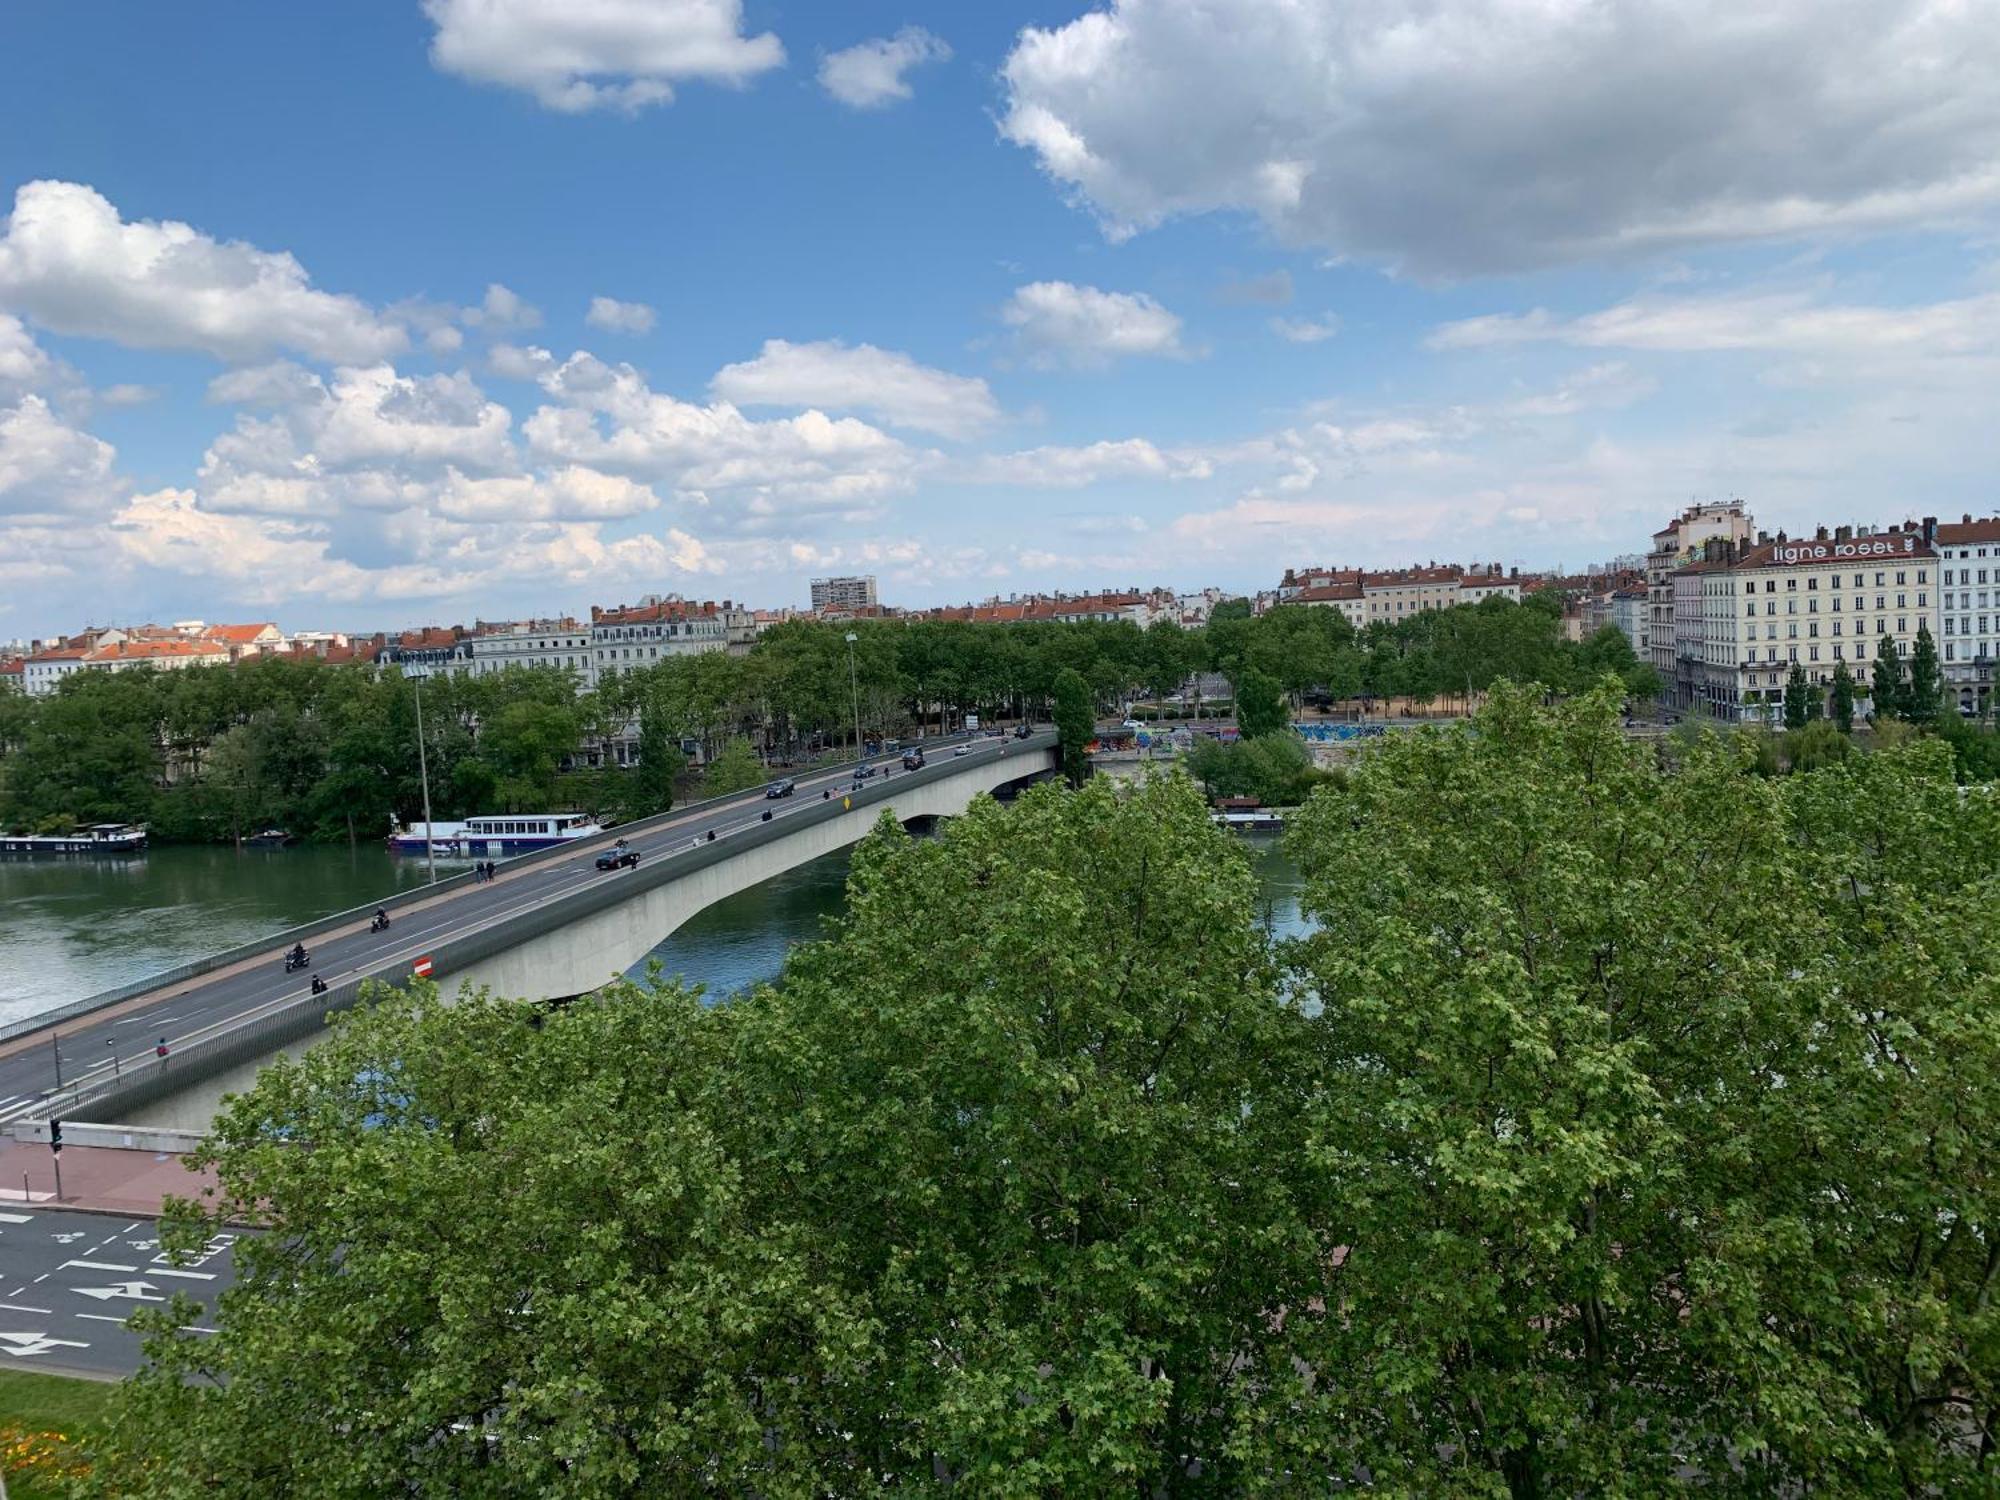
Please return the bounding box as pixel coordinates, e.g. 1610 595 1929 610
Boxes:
407 665 438 886
844 631 863 759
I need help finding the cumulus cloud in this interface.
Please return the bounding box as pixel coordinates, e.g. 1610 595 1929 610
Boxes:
525 351 923 523
999 0 2000 275
585 296 656 335
1001 280 1186 367
964 437 1211 488
1270 313 1340 344
711 339 998 438
819 27 951 109
0 314 56 401
461 283 541 333
487 343 557 381
424 0 785 113
0 180 405 363
0 395 121 517
435 464 661 522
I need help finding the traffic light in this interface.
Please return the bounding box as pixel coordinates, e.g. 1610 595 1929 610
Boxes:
48 1118 61 1154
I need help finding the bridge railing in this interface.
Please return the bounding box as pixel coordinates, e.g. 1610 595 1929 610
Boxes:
16 734 1061 1124
0 730 1010 1049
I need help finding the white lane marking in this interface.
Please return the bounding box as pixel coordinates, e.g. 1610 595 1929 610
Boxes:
74 1281 164 1303
119 1222 139 1234
0 1213 31 1224
0 1329 89 1356
60 1259 137 1273
147 1268 216 1281
0 1303 54 1315
31 1273 48 1283
0 1096 21 1109
73 1313 129 1325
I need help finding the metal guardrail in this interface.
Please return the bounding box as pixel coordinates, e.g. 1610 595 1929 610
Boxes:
0 734 1007 1049
21 733 1061 1124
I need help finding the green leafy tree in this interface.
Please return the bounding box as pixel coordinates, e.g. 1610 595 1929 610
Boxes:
1871 635 1903 721
1904 623 1943 726
701 736 766 797
1234 666 1289 738
1285 683 2000 1494
1829 659 1857 734
1051 665 1092 786
1782 662 1811 729
93 777 1324 1496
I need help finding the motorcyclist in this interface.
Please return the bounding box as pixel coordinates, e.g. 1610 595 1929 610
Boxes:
310 974 328 995
288 942 308 969
372 907 390 931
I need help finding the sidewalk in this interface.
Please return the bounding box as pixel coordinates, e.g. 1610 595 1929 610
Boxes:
0 1139 217 1219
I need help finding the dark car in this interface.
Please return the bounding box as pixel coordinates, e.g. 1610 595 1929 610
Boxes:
595 843 640 871
1013 723 1033 740
852 763 878 782
901 749 926 770
764 778 796 799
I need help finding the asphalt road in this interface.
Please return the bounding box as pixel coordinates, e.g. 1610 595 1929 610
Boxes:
0 1205 238 1379
0 730 1037 1126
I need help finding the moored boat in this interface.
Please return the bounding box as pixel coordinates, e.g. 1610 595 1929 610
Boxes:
245 828 295 848
0 822 149 855
387 812 603 856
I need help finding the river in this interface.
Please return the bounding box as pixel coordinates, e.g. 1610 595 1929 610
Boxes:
0 834 1310 1028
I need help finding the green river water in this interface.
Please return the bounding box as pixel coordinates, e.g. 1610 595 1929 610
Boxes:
0 835 1308 1028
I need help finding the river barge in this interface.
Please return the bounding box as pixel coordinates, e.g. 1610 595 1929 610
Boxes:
388 812 603 857
0 822 149 855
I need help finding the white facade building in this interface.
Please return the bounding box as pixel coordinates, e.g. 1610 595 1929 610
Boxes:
1934 515 2000 717
589 599 727 678
468 620 595 688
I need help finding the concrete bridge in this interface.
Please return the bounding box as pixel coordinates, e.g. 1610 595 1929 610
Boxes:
0 731 1060 1133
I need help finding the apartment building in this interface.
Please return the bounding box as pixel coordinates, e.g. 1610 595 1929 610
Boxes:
1682 522 1940 721
1934 514 2000 717
466 619 594 686
810 575 877 614
1648 502 1754 703
589 598 727 678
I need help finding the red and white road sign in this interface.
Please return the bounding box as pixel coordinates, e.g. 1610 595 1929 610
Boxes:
412 956 434 978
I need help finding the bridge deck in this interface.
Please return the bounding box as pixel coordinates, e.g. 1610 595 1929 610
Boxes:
0 731 1055 1128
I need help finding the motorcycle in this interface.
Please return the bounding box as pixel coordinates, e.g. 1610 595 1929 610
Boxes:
310 975 328 995
370 913 391 933
284 949 310 972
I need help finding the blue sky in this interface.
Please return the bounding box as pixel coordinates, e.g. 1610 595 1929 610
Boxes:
1 0 1996 634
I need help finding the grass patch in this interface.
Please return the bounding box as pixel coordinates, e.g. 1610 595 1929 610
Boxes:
0 1368 115 1497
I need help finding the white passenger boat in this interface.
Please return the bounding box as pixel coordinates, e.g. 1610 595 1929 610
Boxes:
387 813 603 856
0 822 149 855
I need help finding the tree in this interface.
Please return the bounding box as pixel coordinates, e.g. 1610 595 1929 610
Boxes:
1234 666 1289 739
1284 683 2000 1494
1051 665 1092 786
1782 663 1812 729
1904 623 1943 726
701 736 765 797
93 778 1324 1495
1871 635 1903 721
1829 659 1856 734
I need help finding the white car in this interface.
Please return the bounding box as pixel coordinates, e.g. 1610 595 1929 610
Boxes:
953 744 971 757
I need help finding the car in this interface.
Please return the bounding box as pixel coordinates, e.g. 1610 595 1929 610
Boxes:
952 744 971 757
852 763 878 781
764 778 796 799
1013 723 1033 740
595 844 640 871
901 749 926 770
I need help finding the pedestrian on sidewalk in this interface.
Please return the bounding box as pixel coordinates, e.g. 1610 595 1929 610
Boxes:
156 1037 169 1062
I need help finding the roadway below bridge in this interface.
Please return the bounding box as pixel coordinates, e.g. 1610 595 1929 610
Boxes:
0 730 1058 1133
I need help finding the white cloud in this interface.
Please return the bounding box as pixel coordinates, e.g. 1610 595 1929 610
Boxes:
712 339 998 438
525 351 923 524
98 383 158 407
0 314 55 401
424 0 785 114
435 464 660 522
206 360 325 408
487 343 557 381
965 438 1211 488
0 180 405 363
999 0 2000 275
819 27 951 109
1270 313 1340 344
1428 287 2000 361
0 396 120 518
1001 280 1186 367
462 283 541 333
585 296 657 335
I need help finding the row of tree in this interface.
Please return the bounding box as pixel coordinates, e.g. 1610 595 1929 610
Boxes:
0 594 1656 840
92 685 2000 1496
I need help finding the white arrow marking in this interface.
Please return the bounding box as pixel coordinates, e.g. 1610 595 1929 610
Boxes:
74 1281 163 1303
0 1330 88 1357
60 1259 135 1273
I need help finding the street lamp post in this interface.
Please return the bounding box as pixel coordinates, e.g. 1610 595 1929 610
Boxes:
844 632 863 759
408 666 438 886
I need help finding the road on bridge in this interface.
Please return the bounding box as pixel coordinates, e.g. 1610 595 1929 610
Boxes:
0 731 1039 1126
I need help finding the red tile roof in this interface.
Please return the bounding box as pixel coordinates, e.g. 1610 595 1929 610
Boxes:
1936 516 2000 547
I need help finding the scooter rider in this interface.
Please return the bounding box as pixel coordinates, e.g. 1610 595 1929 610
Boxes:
310 974 328 995
287 942 309 970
